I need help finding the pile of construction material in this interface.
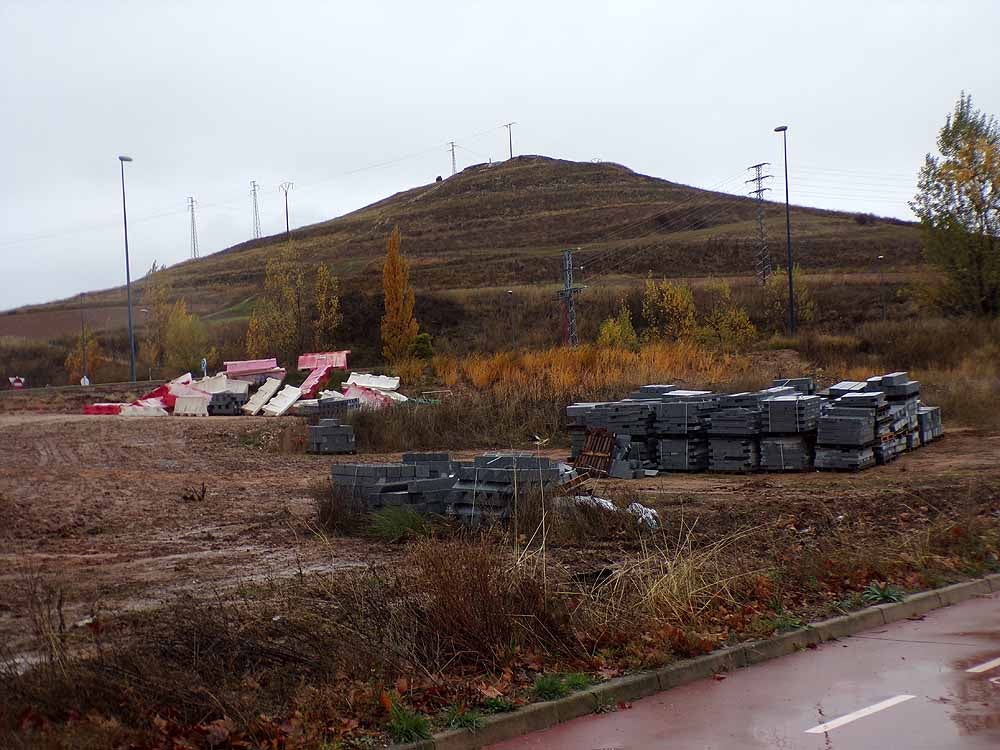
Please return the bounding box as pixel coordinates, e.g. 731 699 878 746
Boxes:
330 452 571 521
308 419 357 454
81 353 419 425
566 372 943 476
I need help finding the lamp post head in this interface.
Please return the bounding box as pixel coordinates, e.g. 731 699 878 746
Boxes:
118 155 133 162
877 255 885 261
774 125 788 133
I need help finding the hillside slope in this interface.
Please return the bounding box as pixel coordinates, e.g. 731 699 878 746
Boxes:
9 155 920 327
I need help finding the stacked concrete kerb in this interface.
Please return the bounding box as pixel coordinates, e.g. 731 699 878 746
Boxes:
565 372 943 478
328 452 574 523
308 419 356 454
451 453 565 521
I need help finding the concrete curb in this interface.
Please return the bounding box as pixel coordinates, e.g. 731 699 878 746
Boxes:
394 573 1000 750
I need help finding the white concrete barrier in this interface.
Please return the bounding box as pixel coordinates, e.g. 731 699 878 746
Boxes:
174 394 210 417
242 377 283 416
261 385 302 416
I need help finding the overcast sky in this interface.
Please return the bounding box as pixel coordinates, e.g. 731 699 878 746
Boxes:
2 0 997 311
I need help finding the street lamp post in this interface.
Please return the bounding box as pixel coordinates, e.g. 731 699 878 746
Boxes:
118 155 137 382
774 125 796 335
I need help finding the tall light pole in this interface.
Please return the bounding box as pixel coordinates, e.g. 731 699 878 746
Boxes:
118 155 137 382
774 125 796 335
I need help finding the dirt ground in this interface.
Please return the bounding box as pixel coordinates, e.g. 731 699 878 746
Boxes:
1 413 997 659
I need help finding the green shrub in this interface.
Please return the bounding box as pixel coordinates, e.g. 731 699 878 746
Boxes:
370 507 429 543
532 674 569 701
387 703 431 743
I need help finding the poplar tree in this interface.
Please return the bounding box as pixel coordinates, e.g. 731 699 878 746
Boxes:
380 226 419 362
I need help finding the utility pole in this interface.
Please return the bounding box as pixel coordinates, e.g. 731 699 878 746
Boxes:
746 162 773 285
250 180 261 239
555 249 584 346
503 122 516 159
187 196 199 259
449 141 457 175
279 181 293 238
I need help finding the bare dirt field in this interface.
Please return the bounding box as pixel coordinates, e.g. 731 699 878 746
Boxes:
2 413 997 660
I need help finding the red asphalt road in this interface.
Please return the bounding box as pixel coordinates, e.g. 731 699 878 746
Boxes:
490 592 1000 750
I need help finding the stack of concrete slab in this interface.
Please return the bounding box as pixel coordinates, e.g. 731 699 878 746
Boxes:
815 405 876 470
449 454 565 521
308 419 356 454
652 397 716 472
330 459 454 514
294 395 361 419
709 407 762 436
762 395 821 433
760 435 813 471
709 437 760 473
658 438 710 472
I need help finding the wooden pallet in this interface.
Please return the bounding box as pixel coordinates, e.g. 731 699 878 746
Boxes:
573 429 614 477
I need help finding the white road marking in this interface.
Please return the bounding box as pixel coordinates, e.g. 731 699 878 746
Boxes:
966 656 1000 674
804 695 916 734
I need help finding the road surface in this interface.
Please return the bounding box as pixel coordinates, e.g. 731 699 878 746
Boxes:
491 592 1000 749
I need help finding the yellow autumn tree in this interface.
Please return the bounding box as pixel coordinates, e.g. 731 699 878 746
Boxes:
597 301 639 350
64 326 105 383
699 282 757 352
244 245 343 363
164 300 209 373
313 263 343 351
139 262 172 369
641 276 696 341
380 226 419 363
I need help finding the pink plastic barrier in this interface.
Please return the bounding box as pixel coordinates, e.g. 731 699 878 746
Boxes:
299 364 333 399
342 384 393 409
297 351 350 370
84 403 124 415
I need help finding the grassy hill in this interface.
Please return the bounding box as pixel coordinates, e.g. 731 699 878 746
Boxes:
12 155 919 315
2 155 925 373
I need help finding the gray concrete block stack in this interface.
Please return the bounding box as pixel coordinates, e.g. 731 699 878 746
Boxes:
308 418 357 454
565 374 942 477
653 393 717 472
759 393 820 471
207 391 249 416
330 455 456 514
449 453 565 522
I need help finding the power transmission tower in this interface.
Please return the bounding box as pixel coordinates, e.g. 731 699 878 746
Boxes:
187 196 199 259
449 141 457 175
555 249 584 345
503 122 516 159
279 181 293 238
250 180 261 239
746 163 772 284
